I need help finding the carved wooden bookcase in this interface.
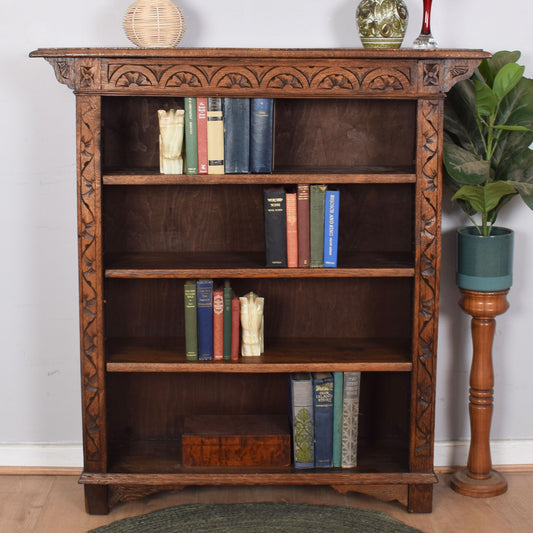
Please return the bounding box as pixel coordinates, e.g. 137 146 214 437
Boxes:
31 48 487 514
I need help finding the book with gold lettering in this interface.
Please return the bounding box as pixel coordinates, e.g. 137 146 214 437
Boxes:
263 188 287 267
207 97 224 174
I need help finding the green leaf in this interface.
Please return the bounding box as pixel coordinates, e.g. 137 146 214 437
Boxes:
493 63 525 102
474 80 497 117
508 181 533 210
452 182 517 215
443 141 490 185
486 50 522 79
492 124 533 132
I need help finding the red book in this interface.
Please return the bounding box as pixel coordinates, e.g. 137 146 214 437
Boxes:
286 192 298 268
231 294 240 360
213 287 224 360
197 97 208 174
297 184 310 268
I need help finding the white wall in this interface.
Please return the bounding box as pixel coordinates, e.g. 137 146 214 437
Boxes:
1 0 532 466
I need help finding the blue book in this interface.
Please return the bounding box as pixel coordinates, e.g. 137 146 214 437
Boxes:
224 98 250 173
312 372 334 468
323 189 340 268
196 279 213 360
332 371 344 467
250 98 274 173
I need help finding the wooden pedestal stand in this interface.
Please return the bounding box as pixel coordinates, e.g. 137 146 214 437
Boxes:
450 289 509 497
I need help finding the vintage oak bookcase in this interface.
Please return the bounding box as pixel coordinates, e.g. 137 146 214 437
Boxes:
31 48 487 514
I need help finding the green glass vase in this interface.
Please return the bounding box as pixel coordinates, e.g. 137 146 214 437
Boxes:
356 0 409 49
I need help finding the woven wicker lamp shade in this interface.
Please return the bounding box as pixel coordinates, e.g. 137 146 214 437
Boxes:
124 0 185 48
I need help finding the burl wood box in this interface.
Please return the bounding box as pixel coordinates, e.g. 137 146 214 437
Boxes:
182 414 291 467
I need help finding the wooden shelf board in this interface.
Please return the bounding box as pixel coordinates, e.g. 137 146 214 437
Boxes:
106 337 412 373
104 252 414 279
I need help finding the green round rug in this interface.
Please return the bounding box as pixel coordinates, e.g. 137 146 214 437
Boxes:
89 502 424 532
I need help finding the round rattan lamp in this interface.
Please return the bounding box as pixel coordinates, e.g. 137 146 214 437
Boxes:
124 0 185 48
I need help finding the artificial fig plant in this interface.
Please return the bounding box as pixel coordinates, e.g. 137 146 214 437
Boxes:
443 50 533 235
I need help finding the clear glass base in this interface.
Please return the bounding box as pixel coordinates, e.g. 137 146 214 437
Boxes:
412 33 438 49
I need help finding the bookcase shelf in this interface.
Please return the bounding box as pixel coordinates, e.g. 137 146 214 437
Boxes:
32 46 488 514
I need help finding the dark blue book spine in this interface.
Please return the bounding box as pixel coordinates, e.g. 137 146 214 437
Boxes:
196 279 213 360
263 188 287 267
323 189 340 268
250 98 274 173
224 98 250 173
312 372 334 468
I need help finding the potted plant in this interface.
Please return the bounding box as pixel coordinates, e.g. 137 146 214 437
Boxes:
443 50 533 291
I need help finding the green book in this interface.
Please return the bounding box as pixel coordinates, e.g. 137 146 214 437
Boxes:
184 97 198 174
332 371 344 467
223 280 232 360
184 280 198 360
310 184 327 268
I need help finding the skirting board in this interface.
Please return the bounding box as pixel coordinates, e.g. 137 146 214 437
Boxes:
0 440 532 471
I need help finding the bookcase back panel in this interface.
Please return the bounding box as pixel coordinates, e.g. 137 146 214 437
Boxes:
274 99 416 172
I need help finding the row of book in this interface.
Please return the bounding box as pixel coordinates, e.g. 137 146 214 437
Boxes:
290 371 361 469
183 97 274 175
264 185 340 268
184 279 240 361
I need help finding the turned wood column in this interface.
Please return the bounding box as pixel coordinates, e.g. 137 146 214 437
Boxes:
450 289 509 497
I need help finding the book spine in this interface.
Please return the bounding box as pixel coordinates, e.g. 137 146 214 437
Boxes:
213 287 224 360
286 191 298 268
263 188 287 267
196 97 208 174
297 184 310 268
197 279 213 360
290 373 314 469
323 189 340 268
341 371 361 468
310 184 327 268
312 373 334 468
207 97 224 174
184 97 198 174
250 98 274 173
332 371 344 467
223 281 233 360
231 294 240 361
184 280 198 361
223 98 250 174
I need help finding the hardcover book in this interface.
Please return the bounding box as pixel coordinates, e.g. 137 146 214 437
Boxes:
184 97 198 174
231 293 240 360
341 371 361 468
323 189 340 268
297 184 310 268
310 184 327 268
184 280 198 361
312 372 334 468
263 188 287 267
250 98 274 173
223 97 250 173
213 286 224 360
196 279 214 360
196 97 208 174
207 97 224 174
332 371 344 467
223 281 233 360
286 191 298 268
290 373 314 469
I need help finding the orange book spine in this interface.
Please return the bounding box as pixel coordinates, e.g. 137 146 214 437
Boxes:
231 294 240 360
213 288 224 360
286 192 298 268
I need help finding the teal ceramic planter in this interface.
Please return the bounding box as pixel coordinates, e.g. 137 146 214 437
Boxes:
456 227 514 291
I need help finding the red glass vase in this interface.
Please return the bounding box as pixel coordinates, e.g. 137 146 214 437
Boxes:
413 0 438 48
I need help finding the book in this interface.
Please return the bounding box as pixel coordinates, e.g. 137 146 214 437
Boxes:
196 97 208 174
231 293 240 360
213 286 224 360
286 191 298 268
183 280 198 361
223 281 233 360
341 371 361 468
290 373 314 469
197 279 214 360
312 372 334 468
310 184 327 267
263 188 287 267
332 371 344 467
184 97 198 174
297 184 310 268
223 97 250 173
323 189 340 268
250 98 274 173
207 97 224 174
